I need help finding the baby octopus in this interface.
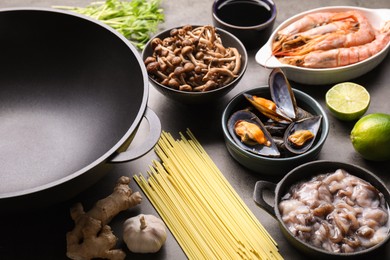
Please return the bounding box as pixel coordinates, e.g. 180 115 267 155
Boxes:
279 169 389 253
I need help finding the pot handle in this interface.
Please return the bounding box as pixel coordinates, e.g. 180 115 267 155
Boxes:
109 107 161 163
253 181 277 218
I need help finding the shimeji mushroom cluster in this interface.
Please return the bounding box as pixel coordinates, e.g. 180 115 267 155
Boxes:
145 25 242 92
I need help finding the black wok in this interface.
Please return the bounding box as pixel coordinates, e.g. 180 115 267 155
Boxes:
0 8 161 210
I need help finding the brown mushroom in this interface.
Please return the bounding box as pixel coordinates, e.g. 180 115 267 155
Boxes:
230 47 242 75
144 25 241 92
167 78 180 89
203 67 237 84
193 80 218 92
146 62 167 80
151 38 163 49
144 56 156 66
179 84 192 91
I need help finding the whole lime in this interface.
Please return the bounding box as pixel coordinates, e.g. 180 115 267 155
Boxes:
350 113 390 161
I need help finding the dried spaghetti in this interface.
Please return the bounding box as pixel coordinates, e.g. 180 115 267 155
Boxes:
134 130 283 259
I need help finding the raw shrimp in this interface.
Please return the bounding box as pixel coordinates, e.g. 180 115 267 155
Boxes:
275 11 376 56
296 20 355 37
275 12 336 38
283 20 356 45
273 12 336 52
279 23 390 68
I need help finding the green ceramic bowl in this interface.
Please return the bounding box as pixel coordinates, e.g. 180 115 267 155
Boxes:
221 86 329 176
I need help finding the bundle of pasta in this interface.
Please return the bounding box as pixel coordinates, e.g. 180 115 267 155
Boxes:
134 130 283 259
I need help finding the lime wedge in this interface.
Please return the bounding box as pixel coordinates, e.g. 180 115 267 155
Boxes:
325 82 370 121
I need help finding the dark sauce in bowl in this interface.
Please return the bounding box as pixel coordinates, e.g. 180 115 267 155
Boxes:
215 0 272 27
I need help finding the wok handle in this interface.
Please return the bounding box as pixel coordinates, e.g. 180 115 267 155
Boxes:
253 180 277 218
109 107 161 162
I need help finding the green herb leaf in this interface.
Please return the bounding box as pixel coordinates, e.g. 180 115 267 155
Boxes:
54 0 165 49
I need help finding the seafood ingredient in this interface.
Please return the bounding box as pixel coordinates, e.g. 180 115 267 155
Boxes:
144 25 242 92
229 68 322 158
235 120 271 146
274 11 376 56
273 12 337 52
268 68 298 120
279 169 389 253
273 10 390 68
244 94 292 123
287 129 314 147
280 28 390 68
285 20 355 41
264 121 288 136
227 110 281 157
284 115 322 154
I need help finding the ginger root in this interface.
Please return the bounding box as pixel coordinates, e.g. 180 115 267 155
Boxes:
66 176 142 260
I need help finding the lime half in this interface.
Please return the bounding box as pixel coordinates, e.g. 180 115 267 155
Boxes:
325 82 370 121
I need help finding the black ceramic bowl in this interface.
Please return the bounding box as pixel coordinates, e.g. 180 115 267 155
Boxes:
212 0 277 49
142 25 248 105
253 160 390 259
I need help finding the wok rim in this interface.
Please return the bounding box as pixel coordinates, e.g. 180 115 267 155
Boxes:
0 7 149 199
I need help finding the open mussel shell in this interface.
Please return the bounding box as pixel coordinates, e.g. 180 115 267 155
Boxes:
269 68 298 121
296 107 313 120
284 115 322 154
227 110 280 157
243 93 292 124
264 120 289 136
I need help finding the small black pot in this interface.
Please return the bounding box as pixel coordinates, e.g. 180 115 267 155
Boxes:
253 160 390 259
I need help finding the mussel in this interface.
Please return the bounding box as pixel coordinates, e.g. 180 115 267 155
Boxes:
284 115 322 154
235 120 271 147
264 121 289 136
245 68 312 124
228 68 322 158
268 68 298 121
228 110 280 157
244 94 292 124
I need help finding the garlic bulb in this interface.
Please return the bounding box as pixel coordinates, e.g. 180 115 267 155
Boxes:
123 214 167 253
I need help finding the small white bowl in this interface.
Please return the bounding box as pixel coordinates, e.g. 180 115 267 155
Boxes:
256 6 390 85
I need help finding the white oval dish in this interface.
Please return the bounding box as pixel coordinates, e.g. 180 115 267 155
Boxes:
256 6 390 85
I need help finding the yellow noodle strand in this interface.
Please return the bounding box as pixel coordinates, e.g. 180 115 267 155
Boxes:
134 130 283 260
